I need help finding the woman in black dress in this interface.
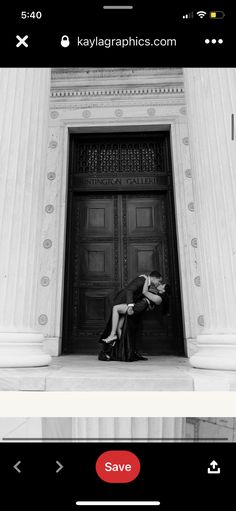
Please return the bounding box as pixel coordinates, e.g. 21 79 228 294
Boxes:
98 277 170 362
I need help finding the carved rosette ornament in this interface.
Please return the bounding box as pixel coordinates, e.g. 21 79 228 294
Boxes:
185 169 192 178
38 314 48 325
45 204 54 214
82 109 91 118
40 276 50 287
198 315 205 327
191 238 198 248
50 111 59 119
188 202 195 212
47 172 56 180
147 107 156 117
114 109 123 117
43 239 52 249
49 140 58 149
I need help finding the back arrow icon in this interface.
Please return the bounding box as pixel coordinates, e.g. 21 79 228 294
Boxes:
56 460 63 473
13 461 21 473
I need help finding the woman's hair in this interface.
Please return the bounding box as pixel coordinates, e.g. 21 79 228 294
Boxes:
164 283 171 295
148 282 170 315
161 284 170 315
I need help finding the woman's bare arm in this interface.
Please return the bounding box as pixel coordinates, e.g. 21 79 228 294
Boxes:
143 290 162 305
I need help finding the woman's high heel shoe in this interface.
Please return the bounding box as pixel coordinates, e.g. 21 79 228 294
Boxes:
101 335 117 344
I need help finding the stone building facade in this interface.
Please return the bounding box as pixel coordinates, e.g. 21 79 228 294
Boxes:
0 67 235 370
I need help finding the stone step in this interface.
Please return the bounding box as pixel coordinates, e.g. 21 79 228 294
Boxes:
0 355 236 391
0 355 191 391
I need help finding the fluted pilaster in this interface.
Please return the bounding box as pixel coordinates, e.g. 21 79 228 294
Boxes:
0 68 51 366
71 418 185 441
184 68 236 369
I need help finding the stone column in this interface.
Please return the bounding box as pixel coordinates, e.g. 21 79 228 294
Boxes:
71 418 185 441
0 68 51 366
184 68 236 369
42 418 72 439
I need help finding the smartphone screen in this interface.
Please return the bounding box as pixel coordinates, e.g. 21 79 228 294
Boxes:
0 2 235 510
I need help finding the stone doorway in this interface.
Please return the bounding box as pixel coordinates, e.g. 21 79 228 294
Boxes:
62 132 183 354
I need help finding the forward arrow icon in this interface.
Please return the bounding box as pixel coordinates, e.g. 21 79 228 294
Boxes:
56 460 63 473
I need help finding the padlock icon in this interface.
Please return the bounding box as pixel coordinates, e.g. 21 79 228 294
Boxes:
61 35 70 48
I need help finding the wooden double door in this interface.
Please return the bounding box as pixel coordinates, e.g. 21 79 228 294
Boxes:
63 191 183 355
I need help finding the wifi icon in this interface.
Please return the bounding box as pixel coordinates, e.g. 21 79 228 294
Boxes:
197 10 207 18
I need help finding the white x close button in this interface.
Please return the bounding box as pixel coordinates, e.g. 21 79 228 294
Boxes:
16 35 29 47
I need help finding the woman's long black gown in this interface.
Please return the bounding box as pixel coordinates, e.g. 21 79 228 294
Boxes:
98 291 169 362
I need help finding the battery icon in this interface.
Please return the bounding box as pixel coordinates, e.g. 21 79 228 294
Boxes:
209 11 225 19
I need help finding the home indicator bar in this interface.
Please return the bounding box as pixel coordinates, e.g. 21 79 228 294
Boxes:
76 502 161 507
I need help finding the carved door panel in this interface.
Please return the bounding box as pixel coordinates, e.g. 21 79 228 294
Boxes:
123 194 168 282
69 194 121 354
122 194 174 354
66 192 176 354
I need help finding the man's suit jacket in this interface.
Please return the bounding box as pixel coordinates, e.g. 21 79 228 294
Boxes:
113 276 146 305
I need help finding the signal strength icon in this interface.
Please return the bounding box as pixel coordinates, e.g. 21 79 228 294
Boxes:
183 12 194 19
197 10 207 18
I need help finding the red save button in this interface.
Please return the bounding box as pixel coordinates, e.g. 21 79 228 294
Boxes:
96 450 140 483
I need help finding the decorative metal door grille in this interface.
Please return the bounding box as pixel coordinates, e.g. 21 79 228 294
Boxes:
72 138 167 175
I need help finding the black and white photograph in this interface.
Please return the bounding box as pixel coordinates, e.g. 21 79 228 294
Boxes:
0 66 236 391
